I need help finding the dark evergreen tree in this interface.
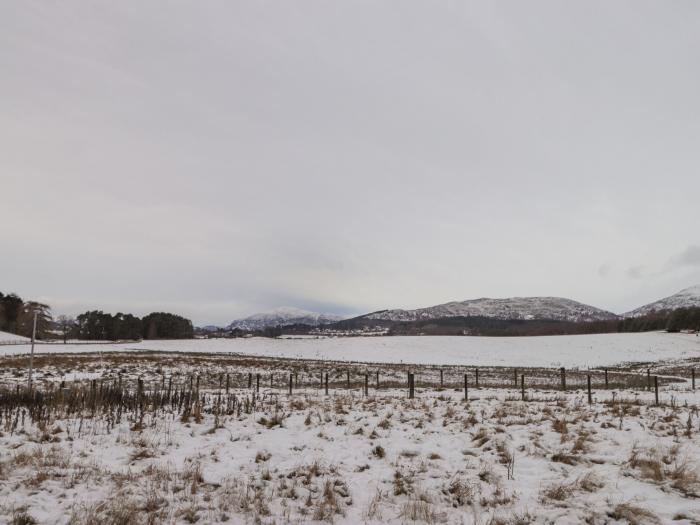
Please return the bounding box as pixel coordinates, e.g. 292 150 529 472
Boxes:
16 301 52 339
74 310 143 340
0 293 24 333
141 312 193 339
667 308 700 332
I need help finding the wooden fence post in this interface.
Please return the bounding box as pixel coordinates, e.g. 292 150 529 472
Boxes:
270 373 274 389
654 376 659 405
521 374 525 401
475 367 479 388
364 374 368 396
409 373 415 399
376 370 380 390
604 369 609 389
587 375 592 404
464 374 468 401
346 370 350 390
256 373 260 393
225 374 230 394
514 368 518 387
248 372 252 389
647 369 651 391
325 373 329 396
289 373 293 395
560 367 566 391
692 368 696 391
440 369 444 389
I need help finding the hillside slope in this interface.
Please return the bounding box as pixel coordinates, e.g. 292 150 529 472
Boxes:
364 296 619 323
626 285 700 317
229 307 343 331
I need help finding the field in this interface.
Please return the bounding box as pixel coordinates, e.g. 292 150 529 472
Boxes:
0 333 699 524
2 331 700 368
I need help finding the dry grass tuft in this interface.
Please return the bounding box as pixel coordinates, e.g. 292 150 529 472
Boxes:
257 411 286 429
10 512 37 525
609 502 660 525
372 445 385 459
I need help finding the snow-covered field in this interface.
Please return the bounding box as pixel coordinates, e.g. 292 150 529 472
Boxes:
1 386 699 524
1 331 700 524
0 329 29 343
4 332 700 369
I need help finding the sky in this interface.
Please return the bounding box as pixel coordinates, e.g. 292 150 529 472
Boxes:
1 1 700 326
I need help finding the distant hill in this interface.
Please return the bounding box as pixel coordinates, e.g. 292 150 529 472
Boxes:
228 307 344 331
363 296 619 323
625 285 700 317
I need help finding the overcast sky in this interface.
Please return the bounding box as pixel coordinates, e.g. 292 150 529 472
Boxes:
2 1 700 325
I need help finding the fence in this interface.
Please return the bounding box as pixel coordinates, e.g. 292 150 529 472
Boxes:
0 340 131 346
2 362 691 411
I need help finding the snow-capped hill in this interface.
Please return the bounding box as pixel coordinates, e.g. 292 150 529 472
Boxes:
364 297 619 323
229 307 344 331
625 285 700 317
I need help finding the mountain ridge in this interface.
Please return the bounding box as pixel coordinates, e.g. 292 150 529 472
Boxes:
363 296 619 323
625 285 700 317
228 307 344 331
213 285 700 331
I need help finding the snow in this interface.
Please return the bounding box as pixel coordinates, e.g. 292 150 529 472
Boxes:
60 371 104 382
2 386 699 524
2 331 700 523
4 331 700 368
228 307 344 330
626 284 700 316
366 296 619 322
0 330 29 342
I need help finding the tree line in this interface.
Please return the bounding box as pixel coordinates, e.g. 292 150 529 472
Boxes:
73 311 193 341
0 290 193 341
665 307 700 333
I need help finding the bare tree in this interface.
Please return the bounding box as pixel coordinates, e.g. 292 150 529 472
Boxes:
56 314 76 343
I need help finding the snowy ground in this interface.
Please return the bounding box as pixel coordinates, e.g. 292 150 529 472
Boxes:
2 331 700 369
0 330 29 343
1 385 699 524
1 333 699 524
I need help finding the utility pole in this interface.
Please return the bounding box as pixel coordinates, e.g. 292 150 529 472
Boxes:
28 312 37 391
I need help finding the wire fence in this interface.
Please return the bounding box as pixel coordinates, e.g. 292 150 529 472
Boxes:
0 340 135 346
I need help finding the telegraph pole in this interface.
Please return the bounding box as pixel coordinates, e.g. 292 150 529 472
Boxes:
28 312 37 391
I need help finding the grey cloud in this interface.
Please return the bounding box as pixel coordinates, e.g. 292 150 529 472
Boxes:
668 245 700 269
2 2 700 323
626 266 645 279
597 264 612 278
